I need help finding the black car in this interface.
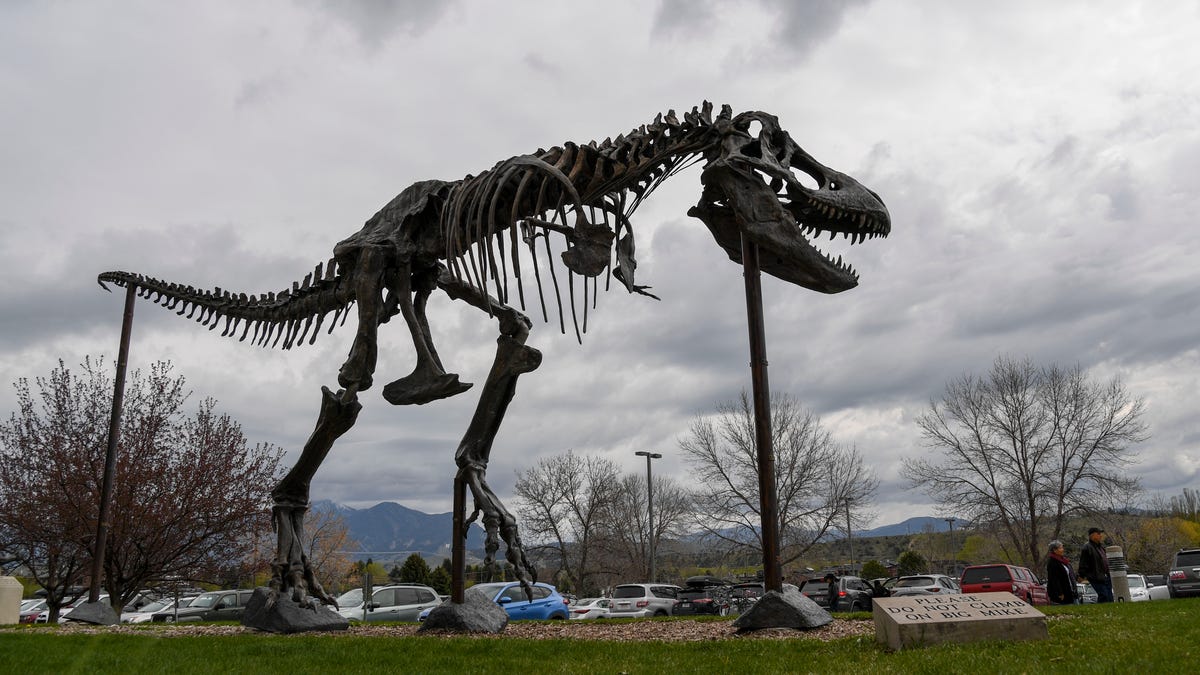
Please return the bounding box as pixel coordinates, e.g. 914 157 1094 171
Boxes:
1168 548 1200 598
674 577 732 616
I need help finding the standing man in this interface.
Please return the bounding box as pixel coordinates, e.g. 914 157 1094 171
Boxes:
1077 527 1113 603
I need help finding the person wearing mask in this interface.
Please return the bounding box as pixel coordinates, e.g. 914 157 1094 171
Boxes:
1077 527 1113 603
1046 540 1078 605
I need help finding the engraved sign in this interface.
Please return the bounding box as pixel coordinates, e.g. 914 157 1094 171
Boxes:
873 592 1048 651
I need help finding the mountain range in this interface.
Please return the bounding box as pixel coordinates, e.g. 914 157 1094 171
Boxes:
854 516 965 538
318 500 958 564
312 500 486 565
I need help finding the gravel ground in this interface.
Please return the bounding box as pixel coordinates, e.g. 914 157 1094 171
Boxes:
8 618 875 643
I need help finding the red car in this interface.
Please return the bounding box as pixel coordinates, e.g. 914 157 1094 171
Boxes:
960 564 1049 606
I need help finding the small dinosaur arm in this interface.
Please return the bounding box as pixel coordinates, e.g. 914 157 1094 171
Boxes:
97 102 889 611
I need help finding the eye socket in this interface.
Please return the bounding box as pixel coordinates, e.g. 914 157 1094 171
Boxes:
828 180 839 190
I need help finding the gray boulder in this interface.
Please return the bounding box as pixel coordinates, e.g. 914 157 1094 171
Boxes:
418 590 508 634
63 601 119 626
242 587 349 634
733 589 833 632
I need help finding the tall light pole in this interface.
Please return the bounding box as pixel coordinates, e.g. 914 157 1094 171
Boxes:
635 451 662 581
944 517 957 575
844 497 855 572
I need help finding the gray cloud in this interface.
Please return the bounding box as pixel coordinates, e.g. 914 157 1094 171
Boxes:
653 0 873 62
3 2 1198 529
300 0 460 49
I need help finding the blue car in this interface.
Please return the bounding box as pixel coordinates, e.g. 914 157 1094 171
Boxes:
421 582 570 621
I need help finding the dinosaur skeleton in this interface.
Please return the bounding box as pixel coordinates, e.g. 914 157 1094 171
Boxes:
97 102 890 617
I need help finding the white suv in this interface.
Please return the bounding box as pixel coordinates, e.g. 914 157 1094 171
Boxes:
606 583 682 618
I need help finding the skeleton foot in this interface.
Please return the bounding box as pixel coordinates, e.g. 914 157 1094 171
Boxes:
382 367 472 405
461 463 536 592
265 387 360 611
268 499 339 609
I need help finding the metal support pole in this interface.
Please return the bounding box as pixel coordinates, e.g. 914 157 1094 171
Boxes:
635 451 661 582
451 470 466 603
845 498 855 571
944 517 956 574
740 233 782 593
90 284 137 603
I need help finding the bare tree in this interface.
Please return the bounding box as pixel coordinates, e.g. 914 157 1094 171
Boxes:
303 505 357 595
513 451 620 595
679 391 877 566
903 356 1147 571
1168 488 1200 522
0 358 283 618
598 472 693 582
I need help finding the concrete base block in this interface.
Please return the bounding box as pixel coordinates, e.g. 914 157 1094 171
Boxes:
0 577 22 625
873 592 1048 651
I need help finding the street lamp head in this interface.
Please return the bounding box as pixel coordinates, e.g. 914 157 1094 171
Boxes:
635 451 662 459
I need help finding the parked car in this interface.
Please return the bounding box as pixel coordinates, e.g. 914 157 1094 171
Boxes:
467 582 570 620
674 583 733 616
1122 573 1169 602
798 575 873 611
1076 583 1098 604
120 590 161 613
959 564 1049 605
725 580 801 613
568 597 611 620
869 577 900 594
121 595 194 624
606 583 682 618
121 597 179 624
19 599 48 624
151 589 253 622
1168 548 1200 598
1143 574 1171 601
61 593 110 622
889 574 962 598
335 584 441 623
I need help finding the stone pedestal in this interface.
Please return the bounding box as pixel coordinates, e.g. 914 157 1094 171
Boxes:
417 592 508 634
64 600 118 625
0 577 22 625
242 587 349 634
873 592 1047 651
732 589 832 632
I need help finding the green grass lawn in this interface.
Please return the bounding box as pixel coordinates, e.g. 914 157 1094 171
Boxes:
1 602 1195 674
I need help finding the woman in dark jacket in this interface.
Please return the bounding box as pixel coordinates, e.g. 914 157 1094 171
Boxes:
1046 540 1078 604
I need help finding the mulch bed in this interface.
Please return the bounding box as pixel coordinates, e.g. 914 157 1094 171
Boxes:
7 618 876 642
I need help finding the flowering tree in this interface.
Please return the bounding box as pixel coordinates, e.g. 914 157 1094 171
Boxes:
0 358 282 619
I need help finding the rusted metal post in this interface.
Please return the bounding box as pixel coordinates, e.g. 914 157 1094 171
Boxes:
451 470 466 603
740 234 782 593
90 283 137 603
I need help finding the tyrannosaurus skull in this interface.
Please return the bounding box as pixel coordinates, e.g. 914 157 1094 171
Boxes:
689 111 890 293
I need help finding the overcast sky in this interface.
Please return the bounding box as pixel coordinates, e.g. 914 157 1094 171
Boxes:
3 1 1198 528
